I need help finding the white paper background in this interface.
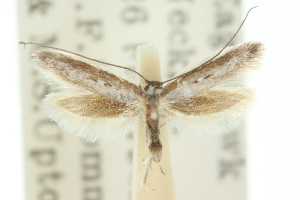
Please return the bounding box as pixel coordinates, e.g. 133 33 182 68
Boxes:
1 0 300 200
244 1 300 200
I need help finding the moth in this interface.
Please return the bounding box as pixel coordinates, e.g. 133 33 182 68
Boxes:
21 7 263 186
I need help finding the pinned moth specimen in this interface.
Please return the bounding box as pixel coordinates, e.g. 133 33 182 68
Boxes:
21 7 264 186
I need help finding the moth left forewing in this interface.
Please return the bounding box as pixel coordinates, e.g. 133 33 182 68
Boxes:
32 50 142 103
160 87 253 136
44 90 143 142
36 49 138 83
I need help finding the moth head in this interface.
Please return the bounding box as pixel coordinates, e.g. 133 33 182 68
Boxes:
144 80 163 95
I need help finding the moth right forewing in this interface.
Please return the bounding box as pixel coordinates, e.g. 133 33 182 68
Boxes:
161 42 264 101
33 50 143 103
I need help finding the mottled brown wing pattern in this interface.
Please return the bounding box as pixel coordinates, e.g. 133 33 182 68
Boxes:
33 50 142 103
43 91 141 142
56 94 136 118
33 50 143 142
160 42 264 135
161 88 254 136
167 88 252 116
32 42 264 139
161 42 264 101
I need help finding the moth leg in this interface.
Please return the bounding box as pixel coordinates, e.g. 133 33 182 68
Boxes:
140 116 147 125
142 157 153 172
159 163 166 175
159 122 166 129
142 157 154 192
159 117 173 129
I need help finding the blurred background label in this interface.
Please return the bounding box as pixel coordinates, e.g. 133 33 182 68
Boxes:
18 0 246 199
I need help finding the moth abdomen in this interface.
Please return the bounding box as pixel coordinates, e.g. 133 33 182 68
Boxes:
149 142 162 163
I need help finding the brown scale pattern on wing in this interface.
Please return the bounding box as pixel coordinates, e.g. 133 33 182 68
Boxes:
56 94 132 118
161 42 264 97
37 51 142 97
168 90 246 116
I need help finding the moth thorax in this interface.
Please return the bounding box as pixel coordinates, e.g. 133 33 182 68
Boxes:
144 81 163 95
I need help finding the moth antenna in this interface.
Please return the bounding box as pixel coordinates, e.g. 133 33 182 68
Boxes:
19 41 149 82
162 6 258 84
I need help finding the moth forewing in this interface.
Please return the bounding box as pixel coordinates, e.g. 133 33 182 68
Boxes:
33 49 138 82
161 42 264 101
32 50 143 103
